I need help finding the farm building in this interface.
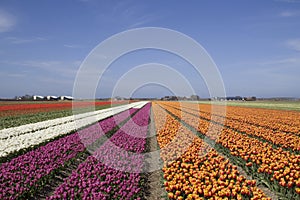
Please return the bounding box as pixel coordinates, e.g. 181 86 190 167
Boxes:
33 95 44 100
46 96 59 100
60 96 74 100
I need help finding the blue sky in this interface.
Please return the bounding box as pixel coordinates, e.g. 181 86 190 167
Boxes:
0 0 300 98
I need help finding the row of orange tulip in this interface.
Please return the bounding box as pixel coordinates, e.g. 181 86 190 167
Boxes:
162 102 300 151
152 103 270 199
222 106 300 134
180 102 300 135
157 102 300 197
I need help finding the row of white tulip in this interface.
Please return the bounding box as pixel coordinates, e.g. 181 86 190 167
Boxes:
0 101 149 158
0 101 147 140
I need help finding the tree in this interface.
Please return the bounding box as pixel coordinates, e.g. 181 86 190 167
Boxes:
190 95 200 101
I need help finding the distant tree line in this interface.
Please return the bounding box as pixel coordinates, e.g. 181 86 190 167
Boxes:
212 96 257 101
160 95 258 101
161 95 200 101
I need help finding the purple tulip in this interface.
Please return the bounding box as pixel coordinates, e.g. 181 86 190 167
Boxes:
47 103 151 199
0 108 137 199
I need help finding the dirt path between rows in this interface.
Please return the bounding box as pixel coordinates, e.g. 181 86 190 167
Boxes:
143 109 166 200
34 151 90 199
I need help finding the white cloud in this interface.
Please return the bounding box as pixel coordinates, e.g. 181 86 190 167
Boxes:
5 37 46 44
230 56 300 97
0 10 16 32
257 57 300 71
231 56 300 76
279 10 300 17
276 0 300 3
286 39 300 51
93 1 158 29
0 60 81 78
63 44 82 48
0 71 26 78
7 73 26 77
127 14 158 28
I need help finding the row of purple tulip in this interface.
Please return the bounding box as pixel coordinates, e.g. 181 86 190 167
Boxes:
79 108 138 146
47 103 151 200
0 108 137 199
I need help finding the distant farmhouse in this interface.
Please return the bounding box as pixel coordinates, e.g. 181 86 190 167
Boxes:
33 95 44 100
60 96 74 100
46 96 59 100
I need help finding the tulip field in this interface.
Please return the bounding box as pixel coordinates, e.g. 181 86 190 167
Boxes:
153 101 300 200
0 100 299 199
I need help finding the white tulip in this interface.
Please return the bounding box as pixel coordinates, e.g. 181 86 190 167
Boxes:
0 101 148 158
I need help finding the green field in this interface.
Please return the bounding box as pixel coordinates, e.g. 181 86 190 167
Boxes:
195 100 300 111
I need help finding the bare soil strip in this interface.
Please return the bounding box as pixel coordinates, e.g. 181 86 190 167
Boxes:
34 151 90 199
143 108 166 200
